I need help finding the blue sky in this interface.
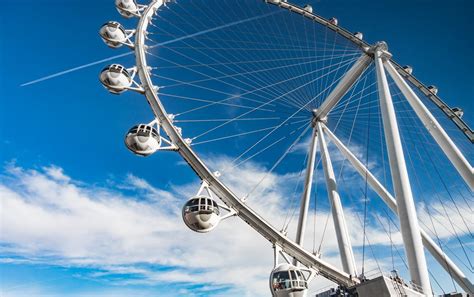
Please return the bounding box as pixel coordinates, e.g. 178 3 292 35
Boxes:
0 0 473 296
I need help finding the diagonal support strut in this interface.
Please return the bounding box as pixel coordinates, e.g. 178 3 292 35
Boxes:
317 121 358 277
383 60 473 190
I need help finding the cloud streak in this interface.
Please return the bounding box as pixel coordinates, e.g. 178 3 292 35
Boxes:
0 161 470 296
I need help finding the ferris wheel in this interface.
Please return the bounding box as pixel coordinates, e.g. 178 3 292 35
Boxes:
98 0 473 296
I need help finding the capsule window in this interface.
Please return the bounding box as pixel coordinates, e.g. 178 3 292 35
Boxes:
290 270 297 287
205 198 212 211
272 271 291 291
109 22 120 29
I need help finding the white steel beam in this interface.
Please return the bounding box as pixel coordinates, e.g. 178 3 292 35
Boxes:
384 60 474 190
375 49 432 296
322 124 474 294
317 122 358 277
313 54 372 121
294 127 319 266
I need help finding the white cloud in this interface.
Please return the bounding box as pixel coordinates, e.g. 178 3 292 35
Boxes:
0 160 469 296
43 165 71 183
417 201 473 240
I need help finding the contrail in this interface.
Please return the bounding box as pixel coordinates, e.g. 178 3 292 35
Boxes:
21 11 279 87
20 52 132 87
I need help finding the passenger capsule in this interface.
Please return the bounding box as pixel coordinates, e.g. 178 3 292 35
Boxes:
428 85 438 95
182 195 220 233
115 0 139 18
99 21 128 48
125 124 161 156
402 65 413 74
452 107 464 118
329 17 338 26
270 264 308 297
303 5 313 13
99 64 133 94
354 32 363 40
427 85 438 95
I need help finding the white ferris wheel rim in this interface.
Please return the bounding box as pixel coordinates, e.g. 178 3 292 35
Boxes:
134 0 360 287
131 0 474 292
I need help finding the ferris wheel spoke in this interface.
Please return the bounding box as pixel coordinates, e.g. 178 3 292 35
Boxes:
175 116 288 123
165 8 362 111
191 56 361 142
157 53 359 89
233 136 288 169
152 72 277 108
234 121 310 171
149 52 356 71
240 124 312 201
168 0 360 109
331 86 399 115
156 92 276 112
149 44 360 53
230 109 312 166
191 123 291 146
147 50 289 107
150 9 306 108
320 35 348 106
329 68 377 114
403 134 474 271
149 26 352 52
397 94 474 237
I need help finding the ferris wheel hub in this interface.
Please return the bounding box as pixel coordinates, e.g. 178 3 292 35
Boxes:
366 41 392 59
311 109 327 126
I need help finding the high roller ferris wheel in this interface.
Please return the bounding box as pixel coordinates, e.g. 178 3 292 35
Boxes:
98 0 473 296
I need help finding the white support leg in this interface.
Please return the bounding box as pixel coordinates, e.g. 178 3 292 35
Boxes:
314 54 372 121
322 123 474 294
375 49 432 296
293 127 318 265
384 60 474 190
317 122 358 277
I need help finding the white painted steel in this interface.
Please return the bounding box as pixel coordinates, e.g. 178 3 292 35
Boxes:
375 50 432 296
322 124 474 295
316 122 357 277
293 128 318 266
313 54 372 121
135 0 357 288
384 60 474 190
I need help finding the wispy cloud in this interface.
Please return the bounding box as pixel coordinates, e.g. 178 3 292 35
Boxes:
0 161 470 296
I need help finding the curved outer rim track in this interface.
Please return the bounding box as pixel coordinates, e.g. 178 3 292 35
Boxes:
133 0 472 290
135 0 358 288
